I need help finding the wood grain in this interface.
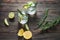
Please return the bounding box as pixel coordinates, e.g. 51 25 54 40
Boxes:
0 0 60 40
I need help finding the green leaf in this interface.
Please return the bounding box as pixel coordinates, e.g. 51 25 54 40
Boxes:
40 17 60 31
38 8 49 27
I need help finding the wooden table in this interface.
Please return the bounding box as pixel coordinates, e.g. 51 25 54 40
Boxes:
0 0 60 40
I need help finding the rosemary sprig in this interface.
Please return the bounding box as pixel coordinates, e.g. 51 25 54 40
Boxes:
38 8 49 27
37 8 60 31
40 17 60 31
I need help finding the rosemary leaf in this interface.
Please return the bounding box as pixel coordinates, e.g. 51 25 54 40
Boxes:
40 17 60 31
38 8 49 27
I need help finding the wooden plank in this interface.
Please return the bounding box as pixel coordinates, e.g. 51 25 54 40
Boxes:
0 2 60 12
0 32 18 40
33 33 60 38
0 5 60 12
0 32 60 40
1 0 56 3
37 3 60 11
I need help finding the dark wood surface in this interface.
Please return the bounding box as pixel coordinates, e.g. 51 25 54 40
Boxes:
0 0 60 40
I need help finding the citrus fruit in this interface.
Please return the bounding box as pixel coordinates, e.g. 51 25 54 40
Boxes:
23 4 29 9
8 12 15 19
17 28 24 36
4 18 9 26
23 31 32 39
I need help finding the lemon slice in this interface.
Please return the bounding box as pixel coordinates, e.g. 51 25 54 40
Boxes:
4 18 9 26
23 4 29 9
23 31 32 39
17 28 24 36
8 12 15 19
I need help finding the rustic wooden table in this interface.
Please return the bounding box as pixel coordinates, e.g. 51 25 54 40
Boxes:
0 0 60 40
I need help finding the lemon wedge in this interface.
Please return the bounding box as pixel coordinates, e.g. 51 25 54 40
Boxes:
25 24 29 30
23 31 32 39
4 18 9 26
8 12 15 19
18 28 24 36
